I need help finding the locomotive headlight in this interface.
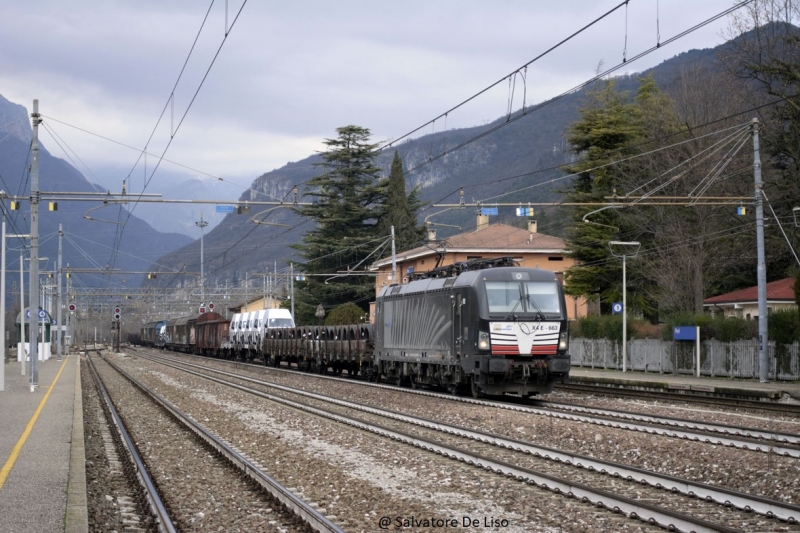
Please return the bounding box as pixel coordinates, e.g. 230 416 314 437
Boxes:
478 331 491 351
558 331 569 351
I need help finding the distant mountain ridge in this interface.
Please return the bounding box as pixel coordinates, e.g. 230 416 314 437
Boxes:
151 42 734 287
0 94 192 288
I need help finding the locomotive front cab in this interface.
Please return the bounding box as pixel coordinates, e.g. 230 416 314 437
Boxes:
471 267 570 397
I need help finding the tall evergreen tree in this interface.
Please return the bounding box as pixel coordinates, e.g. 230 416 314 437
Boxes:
291 125 387 324
377 151 425 253
561 81 649 314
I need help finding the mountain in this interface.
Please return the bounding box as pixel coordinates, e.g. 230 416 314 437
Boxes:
89 165 244 238
150 42 732 288
0 95 192 289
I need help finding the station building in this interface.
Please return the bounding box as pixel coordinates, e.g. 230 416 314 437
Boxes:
370 217 587 321
703 277 796 319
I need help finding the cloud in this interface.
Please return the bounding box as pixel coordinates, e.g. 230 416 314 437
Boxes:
0 0 738 185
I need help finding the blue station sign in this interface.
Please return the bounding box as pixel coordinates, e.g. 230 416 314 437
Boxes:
673 326 698 341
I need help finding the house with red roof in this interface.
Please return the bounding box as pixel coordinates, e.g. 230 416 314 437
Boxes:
703 277 797 319
370 217 587 320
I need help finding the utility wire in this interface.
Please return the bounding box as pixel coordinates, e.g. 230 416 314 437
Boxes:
380 0 631 151
399 0 754 179
40 115 285 202
109 1 250 275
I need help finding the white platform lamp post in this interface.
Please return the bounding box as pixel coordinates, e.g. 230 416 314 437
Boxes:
609 241 640 373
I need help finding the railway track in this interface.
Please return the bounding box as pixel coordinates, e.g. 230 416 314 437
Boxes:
84 353 174 532
556 382 800 416
87 353 344 532
146 347 800 458
540 399 800 446
135 350 800 532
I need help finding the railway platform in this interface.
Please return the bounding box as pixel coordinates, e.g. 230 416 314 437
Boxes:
568 366 800 403
0 354 87 533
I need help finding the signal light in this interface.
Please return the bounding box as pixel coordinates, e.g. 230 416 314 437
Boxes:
10 201 20 210
48 202 58 211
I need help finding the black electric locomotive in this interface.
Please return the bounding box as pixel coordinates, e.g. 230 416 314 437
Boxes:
373 258 570 397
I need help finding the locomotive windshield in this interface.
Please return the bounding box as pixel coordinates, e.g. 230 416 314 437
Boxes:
485 281 562 318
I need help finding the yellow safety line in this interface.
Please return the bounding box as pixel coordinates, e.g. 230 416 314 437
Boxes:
0 356 71 491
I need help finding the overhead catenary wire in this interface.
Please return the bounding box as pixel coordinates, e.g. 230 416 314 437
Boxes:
24 0 765 295
761 190 800 267
37 0 758 224
396 0 755 180
481 122 754 205
107 0 250 277
380 0 632 152
39 115 286 203
424 92 794 211
629 123 752 201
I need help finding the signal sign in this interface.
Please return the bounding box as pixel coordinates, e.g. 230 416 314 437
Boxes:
114 307 121 314
208 302 214 311
68 304 76 312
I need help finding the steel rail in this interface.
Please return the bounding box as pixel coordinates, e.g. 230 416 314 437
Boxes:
86 355 177 533
557 383 800 416
541 400 800 445
147 349 800 457
147 352 800 524
98 354 344 533
140 353 783 532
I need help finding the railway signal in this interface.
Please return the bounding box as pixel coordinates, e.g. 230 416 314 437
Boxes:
68 304 76 313
114 307 121 320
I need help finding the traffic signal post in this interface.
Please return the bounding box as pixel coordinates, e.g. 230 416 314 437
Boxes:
113 307 121 353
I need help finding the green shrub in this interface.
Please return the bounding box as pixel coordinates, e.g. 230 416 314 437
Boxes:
769 308 800 344
573 315 637 341
707 316 755 342
324 302 367 325
574 310 799 342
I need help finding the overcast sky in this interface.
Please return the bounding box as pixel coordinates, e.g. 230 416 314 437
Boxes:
0 0 746 197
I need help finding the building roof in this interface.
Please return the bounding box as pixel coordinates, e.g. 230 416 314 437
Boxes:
703 277 796 305
372 223 566 268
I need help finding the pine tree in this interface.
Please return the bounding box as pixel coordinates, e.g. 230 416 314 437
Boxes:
562 81 648 313
377 151 425 253
291 126 387 324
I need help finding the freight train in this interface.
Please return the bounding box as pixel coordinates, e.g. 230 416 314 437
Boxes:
139 257 571 397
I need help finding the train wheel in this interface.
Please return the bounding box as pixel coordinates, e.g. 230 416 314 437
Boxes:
470 377 484 399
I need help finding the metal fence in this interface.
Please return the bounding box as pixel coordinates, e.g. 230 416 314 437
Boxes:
569 338 800 381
